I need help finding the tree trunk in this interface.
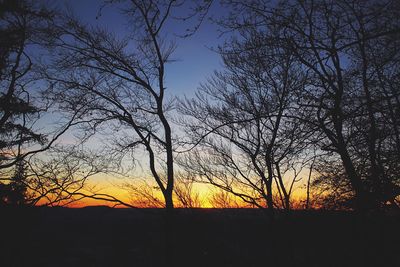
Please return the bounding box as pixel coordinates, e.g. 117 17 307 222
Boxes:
337 146 371 212
265 174 274 217
305 161 313 210
164 191 174 210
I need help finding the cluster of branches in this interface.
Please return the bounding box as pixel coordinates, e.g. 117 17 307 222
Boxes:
1 0 399 214
0 0 88 206
0 0 129 208
179 0 400 212
0 0 205 210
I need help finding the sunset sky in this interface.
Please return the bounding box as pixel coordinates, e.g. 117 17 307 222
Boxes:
53 0 225 207
34 1 312 208
4 2 398 266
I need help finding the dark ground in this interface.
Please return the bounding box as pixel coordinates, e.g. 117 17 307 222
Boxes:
1 207 399 267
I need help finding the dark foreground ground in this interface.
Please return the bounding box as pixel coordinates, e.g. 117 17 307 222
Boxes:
1 207 399 267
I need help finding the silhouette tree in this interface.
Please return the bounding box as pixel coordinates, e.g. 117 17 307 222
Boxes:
0 0 75 170
214 0 400 211
179 26 309 213
46 0 182 211
0 0 82 205
0 0 48 170
45 1 203 266
0 160 28 206
272 0 400 210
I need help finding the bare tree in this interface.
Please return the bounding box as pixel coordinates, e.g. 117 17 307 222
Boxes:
179 25 309 213
214 0 400 211
46 0 186 211
269 0 400 210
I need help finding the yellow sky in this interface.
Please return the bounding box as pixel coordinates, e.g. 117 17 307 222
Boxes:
46 172 310 208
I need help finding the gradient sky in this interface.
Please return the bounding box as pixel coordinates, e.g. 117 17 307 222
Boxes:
42 1 308 207
47 1 229 206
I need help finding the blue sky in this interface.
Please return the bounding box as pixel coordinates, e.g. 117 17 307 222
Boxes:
62 0 225 98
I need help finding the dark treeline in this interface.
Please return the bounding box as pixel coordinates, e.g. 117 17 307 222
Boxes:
1 0 400 213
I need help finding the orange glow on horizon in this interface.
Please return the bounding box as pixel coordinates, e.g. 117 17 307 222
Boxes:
33 175 312 209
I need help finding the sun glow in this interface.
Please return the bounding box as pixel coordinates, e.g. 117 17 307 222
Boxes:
33 175 310 209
